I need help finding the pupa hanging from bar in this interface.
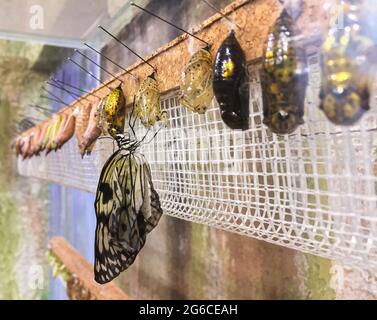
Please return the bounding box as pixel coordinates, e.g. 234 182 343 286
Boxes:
98 25 167 128
103 84 126 137
73 49 128 135
319 0 375 126
68 55 128 155
134 72 167 128
180 46 214 114
93 99 165 284
261 9 308 135
130 2 213 114
213 31 249 130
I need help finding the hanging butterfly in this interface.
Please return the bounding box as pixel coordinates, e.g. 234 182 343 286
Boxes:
261 9 308 135
94 99 163 284
134 72 168 128
179 46 214 114
213 30 249 130
319 0 375 125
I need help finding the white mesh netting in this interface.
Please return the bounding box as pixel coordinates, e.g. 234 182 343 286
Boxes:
18 54 377 269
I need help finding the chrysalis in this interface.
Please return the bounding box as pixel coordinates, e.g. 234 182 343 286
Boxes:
54 109 77 150
30 125 42 156
21 135 31 160
36 121 50 154
75 104 92 158
134 73 168 128
81 99 103 156
180 47 214 114
319 0 374 125
40 118 54 152
213 31 249 130
261 9 308 134
45 114 64 155
14 135 23 157
103 85 126 137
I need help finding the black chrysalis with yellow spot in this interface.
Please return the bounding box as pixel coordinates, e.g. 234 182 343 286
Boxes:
213 31 249 130
319 0 374 126
261 9 308 135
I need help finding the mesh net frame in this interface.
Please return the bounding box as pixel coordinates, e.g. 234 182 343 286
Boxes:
18 56 377 269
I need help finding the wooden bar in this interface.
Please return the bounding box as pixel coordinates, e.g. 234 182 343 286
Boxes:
50 236 128 300
22 0 330 136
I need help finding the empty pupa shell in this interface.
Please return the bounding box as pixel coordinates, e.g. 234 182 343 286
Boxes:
319 1 373 126
81 99 103 157
179 47 214 114
213 31 249 130
134 73 167 128
30 125 42 156
46 114 64 155
54 109 77 149
14 135 24 157
40 119 54 151
261 9 308 134
26 131 36 158
75 104 92 157
21 135 32 160
37 121 51 153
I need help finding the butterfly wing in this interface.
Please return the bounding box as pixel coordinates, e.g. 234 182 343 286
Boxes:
137 154 163 233
94 150 127 284
94 150 163 284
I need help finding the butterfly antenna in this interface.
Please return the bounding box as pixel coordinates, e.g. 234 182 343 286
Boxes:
142 127 162 146
128 97 137 139
131 97 140 135
135 128 151 147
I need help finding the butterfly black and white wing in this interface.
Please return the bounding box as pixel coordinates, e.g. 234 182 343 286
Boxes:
94 149 163 284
